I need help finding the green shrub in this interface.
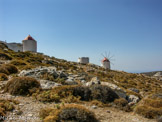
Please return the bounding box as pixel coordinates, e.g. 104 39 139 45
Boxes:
0 73 8 81
4 77 41 95
40 104 98 122
0 53 12 60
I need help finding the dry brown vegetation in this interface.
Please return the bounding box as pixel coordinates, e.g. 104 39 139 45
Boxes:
4 77 41 95
135 93 162 119
0 64 18 75
0 53 12 60
0 99 18 120
34 85 119 104
0 73 8 81
39 104 98 122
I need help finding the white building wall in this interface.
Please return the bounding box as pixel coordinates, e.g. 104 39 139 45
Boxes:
22 40 37 52
78 57 89 64
101 61 110 69
6 43 23 52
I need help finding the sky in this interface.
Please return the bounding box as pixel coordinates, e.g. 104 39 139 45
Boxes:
0 0 162 73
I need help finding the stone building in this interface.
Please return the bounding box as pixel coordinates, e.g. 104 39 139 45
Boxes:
78 57 89 64
0 35 37 52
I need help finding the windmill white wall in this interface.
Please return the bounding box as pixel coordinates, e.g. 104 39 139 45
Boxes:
101 61 110 69
101 57 110 69
78 57 89 64
22 35 37 52
22 40 37 52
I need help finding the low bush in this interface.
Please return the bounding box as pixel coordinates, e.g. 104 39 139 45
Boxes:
35 86 76 102
135 93 162 119
0 99 16 120
10 60 27 66
114 98 128 107
114 98 132 112
4 77 41 95
0 53 12 60
0 64 18 75
35 85 119 104
0 73 8 81
73 86 91 101
90 85 119 103
135 105 162 119
40 104 98 122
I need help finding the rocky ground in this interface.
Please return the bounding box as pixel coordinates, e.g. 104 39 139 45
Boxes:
0 92 156 122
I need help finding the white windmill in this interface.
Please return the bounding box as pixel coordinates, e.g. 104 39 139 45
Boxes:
101 52 114 70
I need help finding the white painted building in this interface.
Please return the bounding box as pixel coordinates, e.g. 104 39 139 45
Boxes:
22 35 37 52
78 57 89 64
0 35 37 52
6 43 23 52
101 57 110 69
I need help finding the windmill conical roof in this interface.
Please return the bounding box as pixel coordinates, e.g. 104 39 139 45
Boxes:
24 35 35 41
102 57 110 62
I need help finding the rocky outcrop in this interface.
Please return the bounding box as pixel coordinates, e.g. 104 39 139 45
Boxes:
85 77 101 86
39 80 62 90
128 95 140 104
19 66 69 80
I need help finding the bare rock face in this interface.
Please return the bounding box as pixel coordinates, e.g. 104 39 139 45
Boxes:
85 77 101 86
19 66 59 79
101 82 127 99
154 72 162 77
39 80 62 90
128 95 140 104
65 78 78 85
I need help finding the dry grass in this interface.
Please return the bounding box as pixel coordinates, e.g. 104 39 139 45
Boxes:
0 64 18 75
135 93 162 119
135 105 162 119
0 73 8 81
0 53 12 60
39 104 98 122
0 99 18 120
4 77 41 95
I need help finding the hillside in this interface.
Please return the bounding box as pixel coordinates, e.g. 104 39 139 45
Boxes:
0 42 162 122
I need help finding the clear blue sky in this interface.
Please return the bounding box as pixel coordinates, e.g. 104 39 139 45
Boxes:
0 0 162 73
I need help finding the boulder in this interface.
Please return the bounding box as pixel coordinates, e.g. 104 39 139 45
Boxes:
65 78 78 85
85 77 100 86
154 72 162 77
40 80 61 90
101 82 127 99
101 82 121 90
128 95 140 103
58 71 68 79
19 66 58 79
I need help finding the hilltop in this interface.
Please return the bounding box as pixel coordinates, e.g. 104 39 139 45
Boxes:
0 42 161 122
